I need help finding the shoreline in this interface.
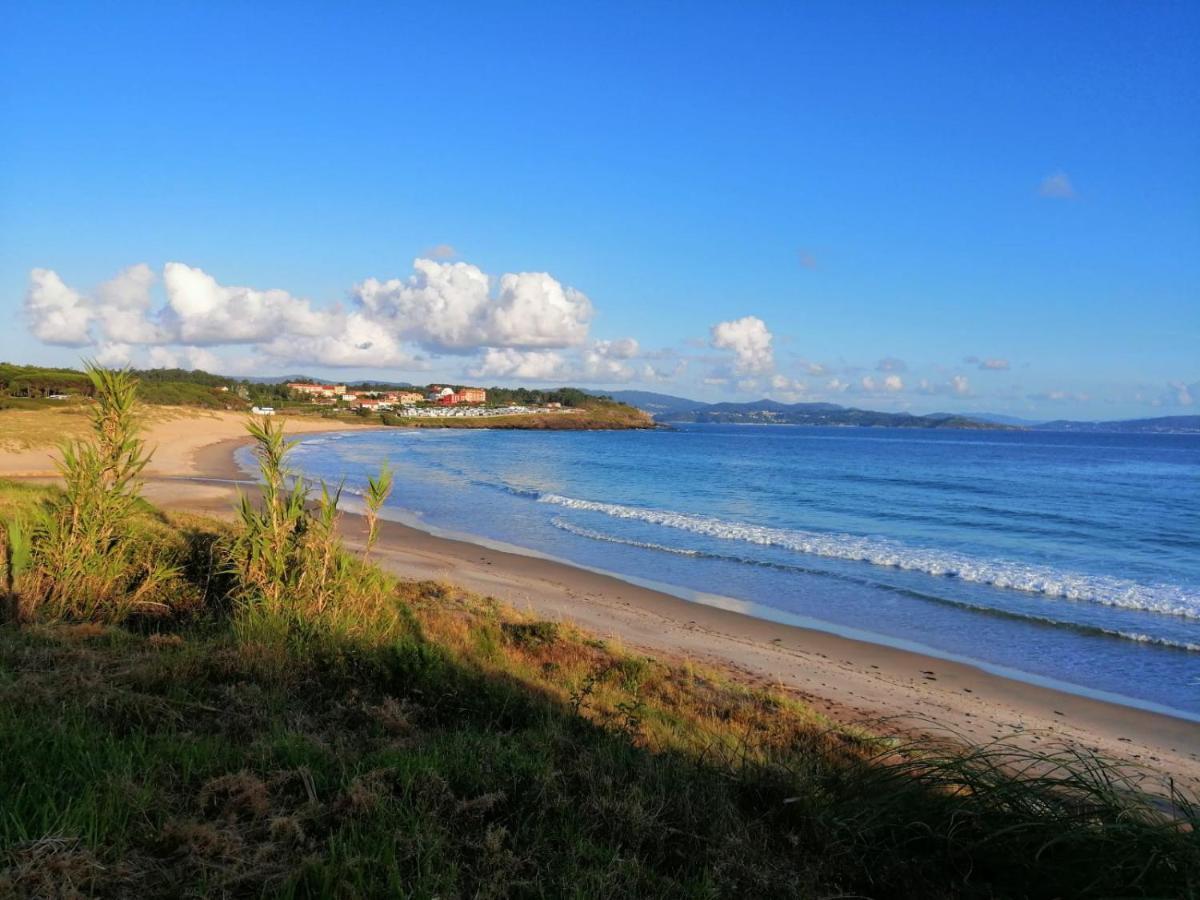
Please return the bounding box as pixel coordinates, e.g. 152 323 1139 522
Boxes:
140 431 1200 787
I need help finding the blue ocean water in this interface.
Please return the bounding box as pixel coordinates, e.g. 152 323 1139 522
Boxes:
273 425 1200 717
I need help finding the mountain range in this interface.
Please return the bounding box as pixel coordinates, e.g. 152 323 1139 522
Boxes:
601 391 1200 434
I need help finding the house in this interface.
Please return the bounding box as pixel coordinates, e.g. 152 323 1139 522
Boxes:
286 382 347 399
429 386 487 405
385 391 425 404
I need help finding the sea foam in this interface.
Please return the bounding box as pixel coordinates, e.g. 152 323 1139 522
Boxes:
540 494 1200 620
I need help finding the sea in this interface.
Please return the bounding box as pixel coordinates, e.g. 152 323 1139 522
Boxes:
260 425 1200 719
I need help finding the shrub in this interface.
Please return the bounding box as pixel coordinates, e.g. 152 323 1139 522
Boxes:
3 365 182 623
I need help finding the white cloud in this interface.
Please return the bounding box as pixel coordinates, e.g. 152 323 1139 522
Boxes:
469 348 568 380
860 374 904 392
1038 172 1076 199
25 268 93 345
875 357 907 373
977 358 1010 371
710 316 774 374
24 258 598 376
825 377 850 393
593 337 639 359
355 259 592 352
259 312 415 368
467 337 665 385
917 375 971 396
163 262 333 345
1167 380 1197 407
95 342 133 367
94 264 171 343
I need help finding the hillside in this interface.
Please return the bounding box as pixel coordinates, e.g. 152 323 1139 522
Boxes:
604 392 1004 429
1035 415 1200 434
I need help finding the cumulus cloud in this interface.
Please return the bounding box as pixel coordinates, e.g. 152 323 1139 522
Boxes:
469 348 568 380
24 258 602 374
94 264 172 343
860 374 904 393
354 260 592 352
422 243 457 260
593 337 639 359
25 269 93 345
163 262 334 345
1038 172 1076 199
1166 381 1197 407
468 337 663 385
916 375 971 396
976 357 1010 371
875 356 907 373
259 312 416 368
710 316 774 375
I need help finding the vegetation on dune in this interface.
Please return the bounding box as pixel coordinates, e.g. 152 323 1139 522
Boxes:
0 369 1197 897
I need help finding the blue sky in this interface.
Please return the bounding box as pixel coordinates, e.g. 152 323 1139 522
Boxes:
2 1 1196 418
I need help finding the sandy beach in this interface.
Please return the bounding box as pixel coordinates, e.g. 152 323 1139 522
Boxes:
6 410 1198 787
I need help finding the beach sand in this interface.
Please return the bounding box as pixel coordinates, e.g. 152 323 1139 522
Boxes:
7 411 1199 787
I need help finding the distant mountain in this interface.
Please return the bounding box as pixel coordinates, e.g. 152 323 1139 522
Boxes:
240 374 419 389
634 397 1003 429
681 406 1003 429
959 412 1047 427
602 390 711 417
1033 415 1200 434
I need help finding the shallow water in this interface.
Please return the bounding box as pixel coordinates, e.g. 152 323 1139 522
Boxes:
275 425 1200 717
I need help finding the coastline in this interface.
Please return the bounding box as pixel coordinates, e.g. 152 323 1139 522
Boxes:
141 429 1200 788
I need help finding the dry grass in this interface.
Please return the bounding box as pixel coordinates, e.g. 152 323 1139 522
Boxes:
0 404 222 452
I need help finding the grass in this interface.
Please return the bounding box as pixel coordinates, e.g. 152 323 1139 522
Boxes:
0 372 1197 897
0 404 227 453
1 573 1197 898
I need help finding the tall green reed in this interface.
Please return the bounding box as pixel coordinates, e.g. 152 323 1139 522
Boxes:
230 416 393 636
5 363 177 622
363 462 393 558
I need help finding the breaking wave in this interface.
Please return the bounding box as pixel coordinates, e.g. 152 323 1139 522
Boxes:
548 517 1200 652
541 494 1200 620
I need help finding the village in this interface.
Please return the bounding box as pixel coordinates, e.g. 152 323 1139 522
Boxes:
277 381 575 419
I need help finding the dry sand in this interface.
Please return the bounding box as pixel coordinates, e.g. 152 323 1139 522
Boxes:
0 408 370 478
6 410 1199 787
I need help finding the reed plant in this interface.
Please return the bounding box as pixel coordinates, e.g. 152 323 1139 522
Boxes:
229 415 395 637
4 364 178 622
363 462 393 558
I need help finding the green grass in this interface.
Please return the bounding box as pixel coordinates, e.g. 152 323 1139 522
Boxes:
1 496 1197 896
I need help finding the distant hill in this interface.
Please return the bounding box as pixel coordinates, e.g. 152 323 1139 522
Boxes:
605 390 1199 433
605 394 1006 429
603 390 710 417
958 412 1047 427
1034 415 1200 434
